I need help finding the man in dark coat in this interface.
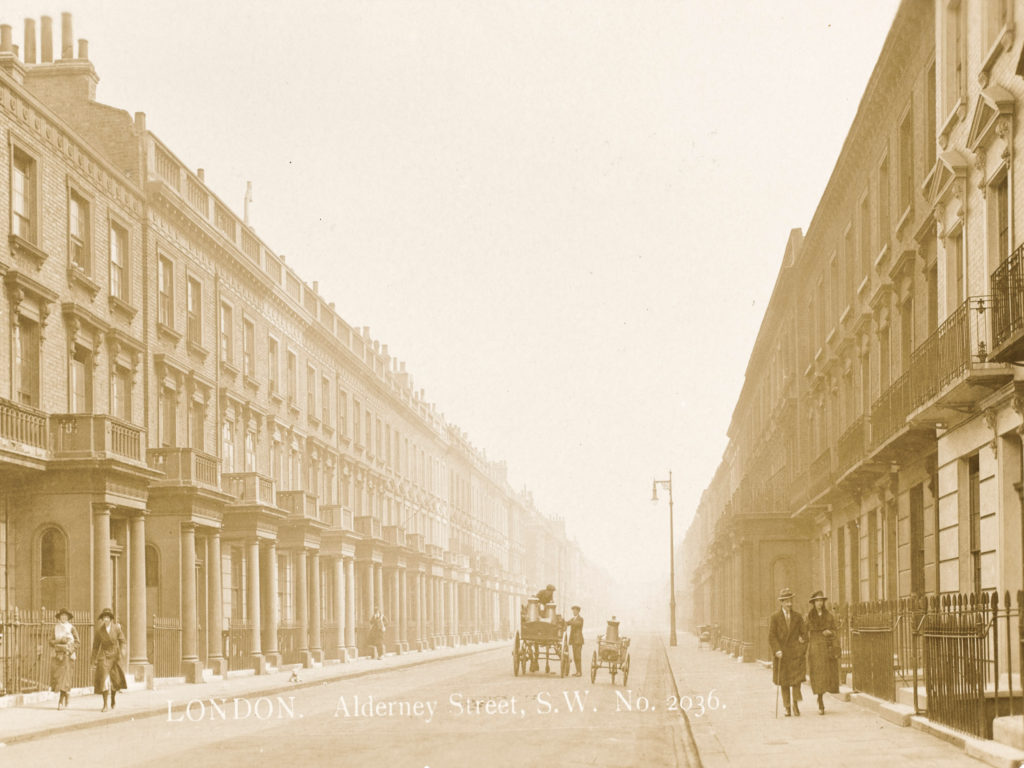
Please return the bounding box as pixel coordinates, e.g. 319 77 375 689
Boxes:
566 605 584 677
768 587 807 716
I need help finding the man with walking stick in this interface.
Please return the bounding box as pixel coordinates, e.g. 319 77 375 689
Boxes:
768 587 807 716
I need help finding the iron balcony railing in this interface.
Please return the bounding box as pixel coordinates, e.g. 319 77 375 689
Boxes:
909 296 995 407
807 448 832 500
836 416 868 476
992 243 1024 351
871 370 913 448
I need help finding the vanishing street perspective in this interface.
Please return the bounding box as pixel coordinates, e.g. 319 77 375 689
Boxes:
6 1 1024 767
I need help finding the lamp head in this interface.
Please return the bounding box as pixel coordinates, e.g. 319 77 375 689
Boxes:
650 479 659 504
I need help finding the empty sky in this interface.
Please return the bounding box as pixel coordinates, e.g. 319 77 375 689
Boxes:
4 1 902 599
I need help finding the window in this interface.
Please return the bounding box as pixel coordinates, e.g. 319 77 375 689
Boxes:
244 427 257 472
307 365 317 416
968 453 981 593
39 528 68 610
111 365 132 421
159 386 177 447
220 303 233 363
70 345 93 412
900 298 914 373
322 376 331 425
898 109 914 217
926 63 937 171
952 230 965 303
982 0 1009 57
287 350 297 403
943 1 965 115
848 521 860 602
158 256 174 327
243 318 255 377
353 399 362 445
829 256 839 325
844 227 855 308
69 191 90 273
12 148 36 242
365 409 373 456
338 389 348 437
15 315 40 407
909 483 925 596
191 400 205 450
187 277 202 344
222 417 236 473
268 336 280 394
994 175 1010 264
146 544 161 617
859 196 871 283
110 222 128 301
879 324 891 392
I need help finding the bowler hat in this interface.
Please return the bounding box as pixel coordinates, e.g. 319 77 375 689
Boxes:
809 590 827 603
571 605 581 611
97 607 114 621
777 587 795 601
56 608 73 621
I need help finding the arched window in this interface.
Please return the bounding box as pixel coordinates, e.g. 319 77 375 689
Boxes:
146 544 161 616
39 527 68 610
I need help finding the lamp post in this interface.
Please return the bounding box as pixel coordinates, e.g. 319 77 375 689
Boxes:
651 471 677 647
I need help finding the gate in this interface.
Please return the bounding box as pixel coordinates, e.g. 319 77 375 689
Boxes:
149 616 182 678
850 601 895 701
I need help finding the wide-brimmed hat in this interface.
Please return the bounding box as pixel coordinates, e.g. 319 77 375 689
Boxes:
97 607 114 621
56 608 73 621
777 587 795 601
571 605 581 611
809 590 828 603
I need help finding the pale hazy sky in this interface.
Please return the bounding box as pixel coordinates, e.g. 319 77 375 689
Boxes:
5 1 902 594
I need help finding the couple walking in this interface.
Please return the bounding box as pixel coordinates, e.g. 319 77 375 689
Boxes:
768 587 839 717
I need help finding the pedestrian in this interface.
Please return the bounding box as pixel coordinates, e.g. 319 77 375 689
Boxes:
566 605 584 677
51 608 79 710
806 590 840 715
91 608 127 712
768 587 807 716
369 608 387 659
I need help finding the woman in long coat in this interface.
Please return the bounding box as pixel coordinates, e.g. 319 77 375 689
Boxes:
50 608 79 709
91 608 127 712
368 608 387 660
806 590 840 715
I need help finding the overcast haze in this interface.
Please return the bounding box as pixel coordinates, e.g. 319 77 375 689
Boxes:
4 1 902 601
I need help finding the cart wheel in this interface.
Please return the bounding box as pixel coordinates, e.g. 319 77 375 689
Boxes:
513 633 521 677
590 651 597 683
622 653 630 686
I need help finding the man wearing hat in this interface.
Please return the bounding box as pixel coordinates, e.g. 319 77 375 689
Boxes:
91 608 127 712
535 584 556 607
806 590 840 715
566 605 584 677
768 587 807 716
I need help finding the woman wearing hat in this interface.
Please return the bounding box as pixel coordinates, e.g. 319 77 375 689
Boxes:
51 608 79 710
806 590 840 715
768 587 806 716
91 608 127 712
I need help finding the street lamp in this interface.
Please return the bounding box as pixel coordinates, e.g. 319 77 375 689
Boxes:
651 471 677 647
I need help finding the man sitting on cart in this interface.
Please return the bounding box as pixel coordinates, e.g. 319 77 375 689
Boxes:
535 584 556 606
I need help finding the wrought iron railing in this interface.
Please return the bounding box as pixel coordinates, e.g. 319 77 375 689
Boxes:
1 608 93 695
277 622 306 665
224 620 253 671
992 243 1024 350
148 615 182 678
836 416 867 476
909 297 995 407
807 448 832 500
870 371 913 447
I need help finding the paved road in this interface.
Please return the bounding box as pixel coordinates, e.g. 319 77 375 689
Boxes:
3 635 692 768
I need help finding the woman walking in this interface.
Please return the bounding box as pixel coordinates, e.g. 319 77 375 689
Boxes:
91 608 127 712
51 608 79 710
806 590 840 715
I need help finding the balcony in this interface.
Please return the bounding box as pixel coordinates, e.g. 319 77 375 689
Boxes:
836 416 868 477
319 505 353 530
277 490 324 523
806 448 832 502
50 414 142 463
406 533 425 553
354 515 382 539
991 244 1024 361
0 397 49 466
908 297 1012 424
148 447 220 490
223 472 276 505
425 543 444 561
383 525 406 548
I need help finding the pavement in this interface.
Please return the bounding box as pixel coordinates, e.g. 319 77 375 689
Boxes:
664 632 1024 768
0 641 507 747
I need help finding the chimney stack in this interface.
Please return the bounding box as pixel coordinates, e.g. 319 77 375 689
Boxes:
40 16 52 62
78 39 88 59
0 25 12 53
60 12 72 59
197 168 205 181
24 19 36 63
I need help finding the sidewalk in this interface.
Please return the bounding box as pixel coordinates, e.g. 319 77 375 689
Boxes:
664 633 1024 768
0 640 506 746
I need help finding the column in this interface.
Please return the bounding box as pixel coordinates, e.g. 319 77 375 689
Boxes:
207 529 225 675
391 567 400 652
450 580 459 644
181 523 203 682
296 548 310 665
309 552 322 663
344 557 356 654
93 504 113 613
374 563 384 616
364 561 375 622
399 567 408 651
247 539 265 672
334 557 346 660
263 541 280 666
416 572 424 650
128 513 151 681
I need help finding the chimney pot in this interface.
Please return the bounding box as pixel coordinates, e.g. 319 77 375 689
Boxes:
197 168 205 181
134 111 147 132
77 39 87 59
24 19 36 63
40 16 52 62
0 25 12 54
313 281 319 293
60 12 72 59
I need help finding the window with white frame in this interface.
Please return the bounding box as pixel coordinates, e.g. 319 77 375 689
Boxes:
158 256 174 327
187 277 202 345
12 147 36 242
109 222 128 301
942 1 965 117
69 190 90 273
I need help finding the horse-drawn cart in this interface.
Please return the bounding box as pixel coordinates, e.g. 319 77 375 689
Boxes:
513 598 569 677
590 617 630 685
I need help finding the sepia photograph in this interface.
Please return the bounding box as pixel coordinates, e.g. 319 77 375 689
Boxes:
0 1 1022 766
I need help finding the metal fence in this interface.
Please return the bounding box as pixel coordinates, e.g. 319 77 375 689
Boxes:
225 620 253 671
148 616 182 678
278 622 306 665
1 608 94 695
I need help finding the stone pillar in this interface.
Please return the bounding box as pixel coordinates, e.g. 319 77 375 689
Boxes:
374 563 384 616
416 572 425 650
180 523 203 682
93 503 113 614
364 561 375 624
263 541 280 666
296 548 311 666
345 557 357 656
451 580 459 645
399 568 408 651
309 552 322 663
128 513 152 682
390 567 401 652
334 557 346 660
206 530 226 676
247 539 266 673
